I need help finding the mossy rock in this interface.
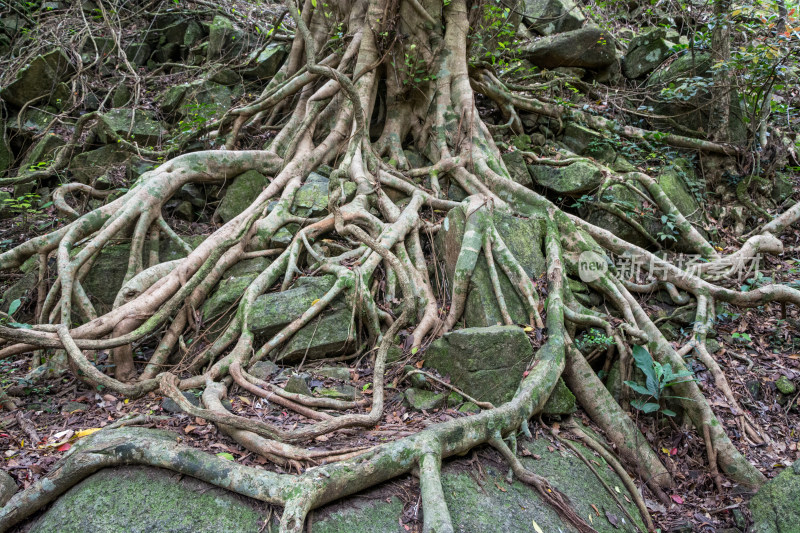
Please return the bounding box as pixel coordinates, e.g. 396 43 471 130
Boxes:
541 378 577 415
424 326 533 406
99 109 167 146
529 160 604 195
501 151 533 188
0 49 76 108
201 256 271 319
436 208 545 328
622 28 674 79
405 388 446 411
244 45 289 80
17 133 65 176
69 145 131 185
214 170 271 223
521 27 616 70
521 0 585 36
750 460 800 533
0 124 13 173
207 16 243 60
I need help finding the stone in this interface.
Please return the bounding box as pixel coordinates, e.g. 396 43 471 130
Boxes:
459 402 481 414
776 375 796 395
200 256 271 320
214 170 270 223
210 275 353 362
771 173 794 205
69 145 131 184
111 84 131 108
521 27 616 70
0 125 12 173
315 385 361 400
99 109 167 146
312 366 351 381
207 16 243 61
528 160 604 194
560 122 608 156
124 43 151 66
0 49 76 108
0 264 37 321
501 151 533 187
750 459 800 533
404 365 428 389
166 81 233 122
405 388 445 411
160 391 201 414
244 45 289 80
622 28 675 79
61 402 89 413
541 378 576 415
521 0 585 35
646 52 747 142
0 469 17 506
249 361 279 381
436 207 545 328
424 326 533 406
447 391 463 406
28 429 644 533
17 133 64 175
210 69 240 86
285 374 313 396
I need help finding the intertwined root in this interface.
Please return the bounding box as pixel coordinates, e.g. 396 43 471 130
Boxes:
2 0 799 530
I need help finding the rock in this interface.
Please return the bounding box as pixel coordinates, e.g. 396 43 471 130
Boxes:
0 266 37 321
28 428 644 533
312 366 351 381
405 388 445 411
99 109 167 147
124 43 151 66
404 365 428 389
161 81 233 122
521 0 585 35
244 45 289 80
210 69 240 86
528 160 604 194
17 133 64 175
459 402 481 414
0 469 17 506
61 402 89 413
776 375 796 395
750 459 800 533
315 385 361 400
69 145 131 184
200 256 271 320
436 208 545 327
207 16 243 61
160 391 201 414
521 27 616 70
706 338 721 354
771 173 794 205
646 52 747 142
0 49 76 107
0 125 12 173
285 374 313 396
214 275 354 362
622 28 674 79
501 151 533 187
249 361 279 381
214 170 270 223
111 84 131 108
541 378 576 415
424 326 533 406
657 158 702 224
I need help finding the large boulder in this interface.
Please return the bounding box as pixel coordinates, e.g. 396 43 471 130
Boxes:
0 50 75 108
646 52 747 141
0 469 16 506
501 150 533 188
207 16 245 61
159 80 234 121
521 0 586 36
424 326 533 406
750 459 800 533
27 433 643 532
99 109 167 147
203 275 355 362
529 160 604 194
214 170 271 223
622 28 675 79
436 207 545 328
244 45 289 80
521 27 616 70
69 145 131 185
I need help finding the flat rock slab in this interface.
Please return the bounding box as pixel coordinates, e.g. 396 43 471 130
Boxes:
424 325 533 406
27 437 643 532
522 27 616 70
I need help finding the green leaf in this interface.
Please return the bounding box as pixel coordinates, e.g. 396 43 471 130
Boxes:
624 381 653 396
8 299 21 316
641 402 661 413
216 452 235 461
411 346 419 355
660 408 677 417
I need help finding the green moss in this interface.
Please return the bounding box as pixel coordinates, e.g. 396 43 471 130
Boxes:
750 460 800 533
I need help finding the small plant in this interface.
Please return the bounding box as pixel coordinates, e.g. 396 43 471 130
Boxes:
657 213 679 243
2 193 43 225
575 328 614 351
625 345 694 417
731 331 752 343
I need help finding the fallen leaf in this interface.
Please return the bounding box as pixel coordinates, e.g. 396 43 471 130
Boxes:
74 428 101 438
494 481 507 492
216 452 235 461
57 443 72 452
671 494 684 504
532 519 544 533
